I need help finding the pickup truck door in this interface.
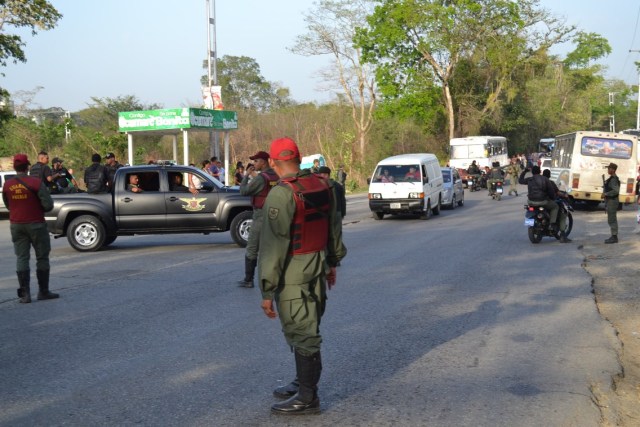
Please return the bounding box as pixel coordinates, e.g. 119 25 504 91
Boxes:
164 170 221 230
116 170 167 230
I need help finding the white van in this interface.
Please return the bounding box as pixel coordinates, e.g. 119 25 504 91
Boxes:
368 153 443 220
0 171 17 213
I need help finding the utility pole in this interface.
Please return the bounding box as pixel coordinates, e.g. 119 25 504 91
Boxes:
205 0 219 159
629 50 640 130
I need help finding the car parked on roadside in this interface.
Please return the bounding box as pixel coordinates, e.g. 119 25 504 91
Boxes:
441 167 464 209
0 171 17 214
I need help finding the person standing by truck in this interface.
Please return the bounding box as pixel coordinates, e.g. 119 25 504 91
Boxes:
84 153 108 194
2 153 59 303
237 151 279 288
105 152 124 192
29 151 58 192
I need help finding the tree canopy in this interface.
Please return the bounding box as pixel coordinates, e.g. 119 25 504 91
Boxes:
0 0 61 95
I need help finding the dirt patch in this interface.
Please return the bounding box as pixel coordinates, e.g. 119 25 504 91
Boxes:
582 237 640 426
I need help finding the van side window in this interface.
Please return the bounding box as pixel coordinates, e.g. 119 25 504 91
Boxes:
422 165 428 183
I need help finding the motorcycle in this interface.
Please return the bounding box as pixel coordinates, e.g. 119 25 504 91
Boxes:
467 175 480 192
489 180 504 200
524 197 574 243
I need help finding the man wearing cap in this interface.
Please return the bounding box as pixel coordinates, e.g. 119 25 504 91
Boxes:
603 162 620 243
105 152 123 192
51 157 78 194
2 154 59 303
259 137 346 415
84 153 108 194
317 165 347 220
237 150 279 288
29 150 58 192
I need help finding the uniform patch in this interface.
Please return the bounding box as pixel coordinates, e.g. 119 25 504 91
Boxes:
268 207 279 220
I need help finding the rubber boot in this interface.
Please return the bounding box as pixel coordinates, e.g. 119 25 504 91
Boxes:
16 270 31 304
36 269 59 300
271 351 321 415
237 257 256 288
604 235 618 244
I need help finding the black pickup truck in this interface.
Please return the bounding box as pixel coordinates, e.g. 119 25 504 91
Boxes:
46 164 254 252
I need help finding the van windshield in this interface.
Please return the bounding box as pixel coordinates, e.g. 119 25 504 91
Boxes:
373 165 422 183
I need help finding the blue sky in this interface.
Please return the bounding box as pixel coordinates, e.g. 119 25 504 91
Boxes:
3 0 640 112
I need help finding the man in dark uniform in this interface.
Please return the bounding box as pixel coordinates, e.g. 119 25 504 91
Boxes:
51 157 79 193
105 152 124 192
259 137 346 415
519 165 561 235
29 150 58 192
2 154 59 303
603 162 620 244
84 153 108 194
486 161 504 196
237 151 279 288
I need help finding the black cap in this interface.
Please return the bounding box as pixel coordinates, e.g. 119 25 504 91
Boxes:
51 157 63 164
607 162 618 170
105 153 115 159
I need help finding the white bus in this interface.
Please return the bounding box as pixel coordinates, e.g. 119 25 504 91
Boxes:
449 136 509 170
550 131 638 205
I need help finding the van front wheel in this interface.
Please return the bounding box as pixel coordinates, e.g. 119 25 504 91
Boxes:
432 197 441 215
421 202 431 220
373 212 384 220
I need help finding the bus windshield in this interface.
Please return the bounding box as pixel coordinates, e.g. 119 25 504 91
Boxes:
450 144 486 159
580 136 632 160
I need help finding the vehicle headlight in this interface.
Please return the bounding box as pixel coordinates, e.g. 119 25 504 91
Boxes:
408 192 424 199
369 193 382 199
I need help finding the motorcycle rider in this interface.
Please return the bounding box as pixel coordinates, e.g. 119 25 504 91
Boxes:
486 162 504 196
543 169 571 243
519 165 561 236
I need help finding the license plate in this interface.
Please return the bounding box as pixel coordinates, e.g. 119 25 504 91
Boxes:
390 203 401 209
524 218 534 227
497 187 503 193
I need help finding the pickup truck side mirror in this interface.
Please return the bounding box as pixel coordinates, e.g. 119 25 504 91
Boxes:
201 182 215 192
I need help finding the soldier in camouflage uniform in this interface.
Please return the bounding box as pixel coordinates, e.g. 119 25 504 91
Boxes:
603 162 620 244
506 157 521 196
259 137 346 415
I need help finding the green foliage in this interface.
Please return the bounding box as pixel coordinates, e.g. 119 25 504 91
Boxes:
0 0 62 95
564 32 612 69
201 55 293 112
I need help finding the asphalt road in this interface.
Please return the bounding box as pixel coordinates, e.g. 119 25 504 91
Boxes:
0 187 620 426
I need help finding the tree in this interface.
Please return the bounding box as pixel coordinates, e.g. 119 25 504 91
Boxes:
291 0 377 164
200 55 292 112
355 0 574 141
0 0 62 95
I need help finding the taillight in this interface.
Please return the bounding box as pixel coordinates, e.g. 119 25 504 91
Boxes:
626 178 634 194
572 173 579 189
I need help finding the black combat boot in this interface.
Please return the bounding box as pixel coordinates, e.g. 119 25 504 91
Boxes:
271 351 321 415
237 257 256 288
273 378 299 399
559 231 572 243
36 269 59 300
16 270 31 304
604 235 618 244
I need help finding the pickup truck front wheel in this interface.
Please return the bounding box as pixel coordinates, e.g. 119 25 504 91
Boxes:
230 210 253 248
67 215 106 252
